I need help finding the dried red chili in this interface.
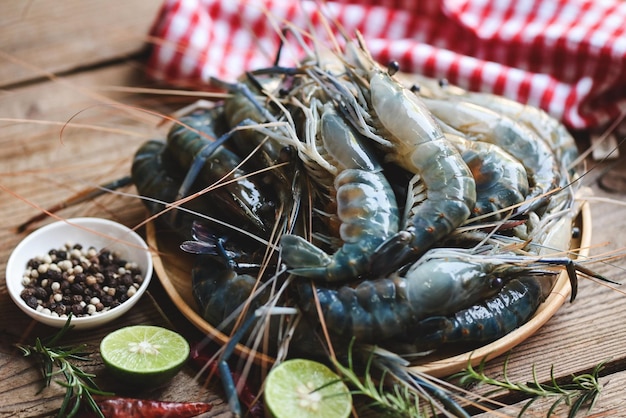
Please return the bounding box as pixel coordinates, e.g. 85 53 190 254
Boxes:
83 396 212 418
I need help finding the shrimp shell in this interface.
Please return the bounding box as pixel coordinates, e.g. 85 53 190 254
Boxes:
421 97 560 214
361 70 477 275
414 275 552 347
445 133 529 220
166 108 276 235
406 74 579 176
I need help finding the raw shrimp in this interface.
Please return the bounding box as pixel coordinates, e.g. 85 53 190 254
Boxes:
191 256 272 337
295 249 549 343
407 74 579 176
421 97 560 214
331 41 477 275
165 106 277 235
131 139 255 240
184 223 328 362
218 73 297 181
458 93 578 177
280 103 399 281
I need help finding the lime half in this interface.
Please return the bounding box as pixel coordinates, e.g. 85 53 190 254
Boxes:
100 325 190 387
264 358 352 418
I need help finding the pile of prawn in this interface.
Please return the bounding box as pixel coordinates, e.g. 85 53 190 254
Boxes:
128 25 610 417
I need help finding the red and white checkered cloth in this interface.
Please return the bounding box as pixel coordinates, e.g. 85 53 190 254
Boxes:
147 0 626 131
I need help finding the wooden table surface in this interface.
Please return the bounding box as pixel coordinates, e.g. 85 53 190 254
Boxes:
2 2 626 417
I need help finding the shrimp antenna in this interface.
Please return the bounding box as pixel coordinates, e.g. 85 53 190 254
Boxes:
218 306 298 417
568 109 626 170
16 176 132 232
565 134 626 193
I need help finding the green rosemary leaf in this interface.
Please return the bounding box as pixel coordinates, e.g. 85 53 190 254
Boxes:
455 353 606 417
16 343 31 356
332 342 428 417
85 391 104 418
15 315 110 418
547 395 567 416
568 391 591 418
66 388 84 418
502 354 514 387
58 368 75 417
43 314 74 346
518 396 537 418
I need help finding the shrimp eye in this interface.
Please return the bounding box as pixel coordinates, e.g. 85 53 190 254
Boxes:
571 226 581 239
438 78 449 88
490 277 504 289
410 84 421 93
279 146 295 162
387 61 400 76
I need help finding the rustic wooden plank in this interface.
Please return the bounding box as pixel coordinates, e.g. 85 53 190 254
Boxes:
471 360 626 417
0 0 162 87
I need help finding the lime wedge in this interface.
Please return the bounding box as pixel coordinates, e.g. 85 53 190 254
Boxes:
264 358 352 418
100 325 189 387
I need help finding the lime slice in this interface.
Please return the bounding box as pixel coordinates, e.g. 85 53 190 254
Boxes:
264 358 352 418
100 325 189 387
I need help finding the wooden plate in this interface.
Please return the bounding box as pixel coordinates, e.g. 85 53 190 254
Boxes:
148 202 591 377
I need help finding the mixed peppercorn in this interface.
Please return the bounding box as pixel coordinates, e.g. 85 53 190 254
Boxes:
19 243 144 318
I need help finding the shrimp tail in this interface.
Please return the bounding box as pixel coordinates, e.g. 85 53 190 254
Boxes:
280 235 332 277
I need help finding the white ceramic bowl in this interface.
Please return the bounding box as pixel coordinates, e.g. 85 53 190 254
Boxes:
6 217 153 330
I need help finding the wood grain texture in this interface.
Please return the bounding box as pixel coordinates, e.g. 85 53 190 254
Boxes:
0 0 162 87
1 1 626 416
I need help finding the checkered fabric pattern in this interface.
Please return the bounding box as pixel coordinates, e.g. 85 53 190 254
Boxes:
147 0 626 131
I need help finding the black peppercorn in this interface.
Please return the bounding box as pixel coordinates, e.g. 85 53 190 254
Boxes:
71 304 85 316
24 295 39 309
33 287 48 300
70 283 84 295
101 295 112 306
120 274 133 287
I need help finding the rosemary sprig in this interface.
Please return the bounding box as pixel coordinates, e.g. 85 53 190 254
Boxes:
15 314 113 418
452 354 606 418
331 341 429 417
